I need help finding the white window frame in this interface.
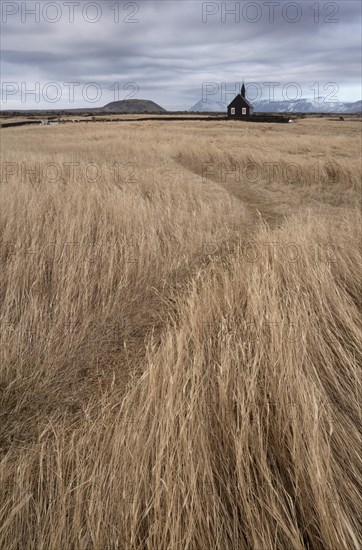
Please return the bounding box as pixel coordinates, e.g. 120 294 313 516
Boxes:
242 107 247 115
231 107 235 115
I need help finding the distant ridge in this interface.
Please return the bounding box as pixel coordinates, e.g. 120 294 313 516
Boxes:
1 99 167 117
189 98 362 114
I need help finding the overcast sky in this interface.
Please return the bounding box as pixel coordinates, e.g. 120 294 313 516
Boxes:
1 0 361 110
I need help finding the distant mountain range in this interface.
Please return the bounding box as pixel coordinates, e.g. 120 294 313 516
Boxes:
2 97 361 117
189 98 362 114
1 99 166 117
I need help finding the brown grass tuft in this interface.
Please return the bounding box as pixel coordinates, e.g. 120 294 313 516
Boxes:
0 119 361 549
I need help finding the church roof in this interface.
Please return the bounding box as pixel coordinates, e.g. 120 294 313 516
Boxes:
228 94 253 109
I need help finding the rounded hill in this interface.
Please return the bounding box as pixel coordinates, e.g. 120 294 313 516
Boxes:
101 99 166 113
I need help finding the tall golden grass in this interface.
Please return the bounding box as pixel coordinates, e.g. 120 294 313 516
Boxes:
0 118 361 549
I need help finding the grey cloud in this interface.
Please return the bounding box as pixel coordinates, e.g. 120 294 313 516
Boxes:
1 0 361 109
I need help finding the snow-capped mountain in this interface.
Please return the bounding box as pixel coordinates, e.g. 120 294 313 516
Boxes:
344 100 362 113
253 98 361 113
189 98 361 114
189 99 227 113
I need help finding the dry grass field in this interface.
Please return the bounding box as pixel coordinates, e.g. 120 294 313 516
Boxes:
0 118 361 549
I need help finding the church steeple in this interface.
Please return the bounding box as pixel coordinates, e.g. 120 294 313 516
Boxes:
241 81 246 98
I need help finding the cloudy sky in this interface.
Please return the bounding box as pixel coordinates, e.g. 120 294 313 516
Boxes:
1 0 361 110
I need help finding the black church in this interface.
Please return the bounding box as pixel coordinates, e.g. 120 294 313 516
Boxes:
227 83 254 118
